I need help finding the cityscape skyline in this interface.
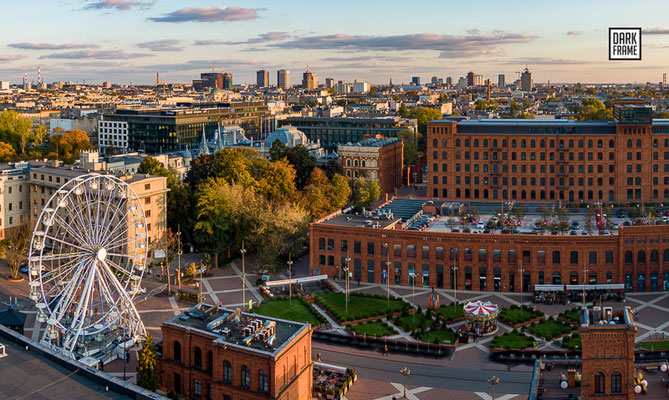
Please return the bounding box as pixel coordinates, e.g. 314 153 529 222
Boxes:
3 1 669 85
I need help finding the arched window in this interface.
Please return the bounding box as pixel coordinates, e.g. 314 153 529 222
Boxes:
569 140 574 147
241 365 250 388
173 341 181 362
651 250 659 263
361 160 366 167
474 139 479 147
611 372 622 393
455 139 461 147
609 139 615 148
540 139 545 147
433 138 438 147
624 250 633 264
223 361 232 383
664 249 669 262
354 159 359 167
512 139 516 147
531 139 536 148
637 139 642 148
207 350 213 371
483 139 488 147
595 372 605 394
259 370 269 393
597 140 603 148
346 159 351 167
193 346 202 369
627 139 632 148
465 139 470 147
588 139 593 148
550 140 555 148
521 139 526 148
502 139 508 147
578 139 584 148
638 250 646 264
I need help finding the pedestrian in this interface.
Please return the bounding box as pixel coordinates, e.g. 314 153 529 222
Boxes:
357 278 360 286
317 353 321 362
383 344 389 356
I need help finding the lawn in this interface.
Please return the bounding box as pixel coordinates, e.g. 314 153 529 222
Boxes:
639 341 669 351
417 329 456 344
316 292 408 322
433 304 464 321
349 320 396 337
490 331 535 349
525 318 575 340
394 312 432 332
558 307 581 323
561 333 581 351
254 298 325 326
499 305 545 325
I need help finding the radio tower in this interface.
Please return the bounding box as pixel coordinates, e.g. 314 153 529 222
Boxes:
23 71 28 90
38 66 41 83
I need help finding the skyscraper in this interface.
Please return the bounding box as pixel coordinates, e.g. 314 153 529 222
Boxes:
520 67 533 91
222 72 233 89
325 78 335 88
256 70 269 88
302 67 318 90
498 74 505 88
277 69 290 89
466 71 475 87
411 76 421 85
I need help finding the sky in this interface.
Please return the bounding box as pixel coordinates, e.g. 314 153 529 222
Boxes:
2 0 669 85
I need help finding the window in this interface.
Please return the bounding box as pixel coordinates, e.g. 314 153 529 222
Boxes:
259 370 269 393
144 183 150 190
173 341 181 362
145 197 150 205
224 361 232 383
594 372 605 394
194 379 202 397
611 372 622 393
194 346 202 369
552 251 560 265
319 238 325 250
241 365 250 388
367 242 374 256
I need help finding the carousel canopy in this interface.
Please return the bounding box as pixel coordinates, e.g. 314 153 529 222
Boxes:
464 300 499 318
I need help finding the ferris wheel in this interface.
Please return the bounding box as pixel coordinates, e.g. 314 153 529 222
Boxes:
28 173 148 358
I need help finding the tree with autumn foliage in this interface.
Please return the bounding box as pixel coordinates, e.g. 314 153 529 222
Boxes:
136 334 158 391
48 129 92 163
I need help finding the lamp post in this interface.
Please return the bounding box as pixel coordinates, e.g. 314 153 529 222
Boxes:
488 375 500 400
452 262 459 311
582 267 588 309
287 254 293 306
412 272 422 323
241 241 247 309
385 242 390 309
343 257 351 315
518 267 525 317
400 367 411 398
176 229 182 290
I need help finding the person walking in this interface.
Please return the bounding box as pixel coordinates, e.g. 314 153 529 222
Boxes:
317 353 321 362
383 344 388 356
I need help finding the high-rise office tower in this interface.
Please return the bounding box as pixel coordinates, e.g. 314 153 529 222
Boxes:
521 67 533 91
325 78 335 88
302 67 318 90
466 71 475 87
222 72 233 89
411 76 421 85
498 74 505 88
256 70 269 88
446 77 453 86
277 69 290 89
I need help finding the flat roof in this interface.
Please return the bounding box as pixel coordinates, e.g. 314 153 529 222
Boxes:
0 340 129 399
164 303 310 357
319 213 401 229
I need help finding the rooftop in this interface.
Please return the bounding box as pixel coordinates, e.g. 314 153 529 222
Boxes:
580 306 635 327
318 213 401 229
164 303 310 357
338 137 402 148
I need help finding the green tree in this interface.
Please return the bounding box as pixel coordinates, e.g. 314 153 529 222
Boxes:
0 110 32 154
398 103 409 118
136 334 158 391
351 177 380 210
1 226 31 280
32 125 48 146
48 129 91 163
322 159 342 179
302 168 351 218
512 205 526 221
398 129 418 166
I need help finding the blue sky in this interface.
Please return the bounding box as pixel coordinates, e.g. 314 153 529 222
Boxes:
2 0 669 85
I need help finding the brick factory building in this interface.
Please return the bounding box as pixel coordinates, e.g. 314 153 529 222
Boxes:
157 303 313 400
309 198 669 293
426 104 669 204
338 137 404 196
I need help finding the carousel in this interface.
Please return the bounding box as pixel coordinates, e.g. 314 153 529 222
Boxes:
463 300 500 336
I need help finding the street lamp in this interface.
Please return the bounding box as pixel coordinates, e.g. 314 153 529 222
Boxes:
488 375 500 400
176 229 182 289
400 367 411 398
343 257 351 315
452 262 459 311
385 242 390 309
582 267 588 309
412 272 422 323
518 267 525 317
287 254 293 306
241 241 247 309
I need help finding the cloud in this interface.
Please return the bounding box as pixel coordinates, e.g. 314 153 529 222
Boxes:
137 39 183 52
566 30 581 36
40 50 154 59
645 28 669 35
9 42 99 50
322 55 413 62
84 0 155 11
193 40 226 46
0 54 27 62
149 7 262 23
224 32 291 45
502 57 594 65
273 32 536 58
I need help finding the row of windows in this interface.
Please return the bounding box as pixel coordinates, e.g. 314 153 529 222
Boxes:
594 371 622 394
442 176 616 188
100 122 126 128
433 187 617 201
32 173 69 185
432 137 665 150
344 158 378 168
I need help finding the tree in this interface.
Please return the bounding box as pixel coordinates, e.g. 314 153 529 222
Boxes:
398 103 409 118
398 129 418 166
0 110 32 154
302 168 351 219
48 129 91 163
0 142 16 162
512 205 527 221
351 177 380 210
322 159 342 179
138 156 169 176
2 226 31 280
32 125 48 146
137 334 158 391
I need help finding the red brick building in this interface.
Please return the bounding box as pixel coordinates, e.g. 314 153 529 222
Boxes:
338 137 404 196
309 199 669 293
157 304 313 400
580 307 636 399
426 104 669 204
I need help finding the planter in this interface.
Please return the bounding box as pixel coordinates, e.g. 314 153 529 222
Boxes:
499 314 544 329
6 275 24 282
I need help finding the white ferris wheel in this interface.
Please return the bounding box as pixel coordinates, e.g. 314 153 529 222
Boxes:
28 173 148 359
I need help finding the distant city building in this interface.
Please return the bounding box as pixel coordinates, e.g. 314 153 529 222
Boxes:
281 116 417 150
445 77 453 86
474 74 484 86
157 304 313 400
277 69 290 89
521 67 533 91
222 72 233 90
498 74 505 88
458 77 467 88
334 80 351 95
256 70 269 88
466 71 475 87
193 72 224 91
325 78 335 88
102 81 112 89
352 81 371 94
302 67 318 90
0 81 9 90
411 76 421 86
338 137 404 196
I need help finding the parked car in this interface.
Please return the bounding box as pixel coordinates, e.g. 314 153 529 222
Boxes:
569 230 577 235
571 221 579 229
623 221 632 226
476 222 485 229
